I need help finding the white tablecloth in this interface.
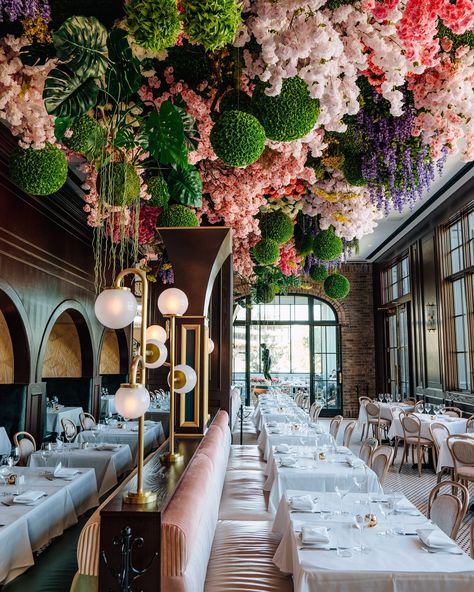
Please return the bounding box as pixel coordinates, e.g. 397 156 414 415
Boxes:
76 420 164 464
46 406 84 433
258 423 332 461
358 402 413 425
273 490 474 592
0 427 11 455
388 413 468 441
100 396 117 417
0 466 98 584
145 410 169 437
436 432 474 472
28 444 132 496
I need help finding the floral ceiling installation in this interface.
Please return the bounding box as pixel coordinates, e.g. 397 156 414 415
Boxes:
1 0 474 300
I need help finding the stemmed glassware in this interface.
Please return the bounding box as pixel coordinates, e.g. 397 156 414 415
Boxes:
335 476 350 515
7 447 20 470
353 501 371 554
40 442 52 471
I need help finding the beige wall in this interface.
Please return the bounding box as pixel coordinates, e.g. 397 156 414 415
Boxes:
43 311 82 378
0 310 14 383
100 329 120 374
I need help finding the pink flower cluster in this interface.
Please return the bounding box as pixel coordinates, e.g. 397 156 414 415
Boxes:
278 240 303 277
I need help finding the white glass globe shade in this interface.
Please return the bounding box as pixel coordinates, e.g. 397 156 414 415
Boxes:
95 288 137 329
168 364 197 394
146 324 167 343
145 339 168 369
115 385 150 419
158 288 188 316
208 338 215 354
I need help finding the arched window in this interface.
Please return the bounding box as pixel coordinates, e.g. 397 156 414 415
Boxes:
233 294 342 415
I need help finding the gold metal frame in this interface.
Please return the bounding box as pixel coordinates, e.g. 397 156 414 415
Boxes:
179 324 201 427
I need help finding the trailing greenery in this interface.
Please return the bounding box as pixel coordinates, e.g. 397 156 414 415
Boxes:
125 0 181 52
259 211 294 244
324 273 350 299
252 76 320 142
147 175 170 208
309 264 328 282
10 144 68 196
254 282 276 304
96 161 141 206
63 114 106 158
252 238 280 265
313 228 343 261
219 90 253 114
181 0 242 52
210 110 266 167
157 204 199 227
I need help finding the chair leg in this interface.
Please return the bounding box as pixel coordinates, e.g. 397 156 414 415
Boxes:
399 443 407 473
417 446 423 477
393 437 399 463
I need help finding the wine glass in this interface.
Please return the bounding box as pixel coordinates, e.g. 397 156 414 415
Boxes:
378 393 384 402
7 447 20 470
353 502 372 553
40 443 51 470
335 476 350 515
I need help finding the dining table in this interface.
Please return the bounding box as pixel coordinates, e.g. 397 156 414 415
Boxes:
145 408 170 437
100 395 117 417
436 432 474 472
258 421 332 462
273 489 474 592
358 401 414 425
46 405 84 433
0 427 11 456
388 412 468 441
27 443 133 496
0 466 98 585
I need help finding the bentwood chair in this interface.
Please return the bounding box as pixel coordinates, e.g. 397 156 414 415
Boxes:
369 445 394 486
429 422 452 482
329 415 343 442
443 406 463 418
428 480 469 539
413 400 425 413
471 518 474 559
467 415 474 433
309 402 322 422
365 401 391 443
61 418 78 442
79 412 96 431
399 412 433 476
447 434 474 488
294 392 304 408
13 431 36 465
358 396 371 440
359 437 378 465
342 420 357 448
404 398 417 406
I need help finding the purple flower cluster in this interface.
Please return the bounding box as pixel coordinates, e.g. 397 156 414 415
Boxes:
0 0 50 22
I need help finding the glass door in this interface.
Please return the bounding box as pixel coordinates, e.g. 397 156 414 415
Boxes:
386 305 411 397
312 324 342 414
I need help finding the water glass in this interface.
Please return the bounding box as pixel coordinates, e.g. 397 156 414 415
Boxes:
336 526 354 557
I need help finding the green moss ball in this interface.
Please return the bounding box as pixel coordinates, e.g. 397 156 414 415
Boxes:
255 282 276 304
310 265 328 282
342 151 366 187
313 229 343 261
294 226 314 256
252 238 280 265
10 144 68 196
259 211 294 244
324 273 350 300
147 175 170 208
252 76 320 142
63 115 106 158
219 90 253 114
210 110 266 168
181 0 241 52
96 162 141 206
125 0 180 52
157 204 199 227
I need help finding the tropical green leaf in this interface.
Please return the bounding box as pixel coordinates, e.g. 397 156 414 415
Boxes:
173 95 199 151
145 100 187 166
54 116 73 142
43 65 99 118
20 43 55 66
168 165 203 207
106 28 142 101
53 15 109 78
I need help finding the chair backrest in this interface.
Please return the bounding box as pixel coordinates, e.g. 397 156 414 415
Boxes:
400 412 421 438
428 480 469 539
343 420 357 448
413 400 424 412
61 418 77 439
294 393 304 407
80 412 96 431
444 406 463 418
447 434 474 469
359 437 378 464
369 445 394 486
358 396 371 407
467 415 474 433
309 402 322 422
429 422 450 456
329 415 343 440
404 398 416 405
365 401 380 419
13 431 36 465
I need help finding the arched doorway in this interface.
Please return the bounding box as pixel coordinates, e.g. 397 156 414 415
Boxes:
98 328 129 417
233 294 342 416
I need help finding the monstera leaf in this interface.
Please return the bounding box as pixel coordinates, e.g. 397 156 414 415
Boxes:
146 100 187 166
53 16 109 78
168 165 203 207
43 65 99 118
106 28 141 101
173 95 199 151
20 43 56 66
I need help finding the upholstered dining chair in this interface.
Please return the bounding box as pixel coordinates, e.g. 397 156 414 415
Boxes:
467 415 474 433
404 398 416 406
369 445 394 486
358 396 371 440
413 400 425 413
443 406 463 418
329 415 343 442
365 401 390 443
389 406 405 463
61 417 78 442
447 434 474 488
294 392 304 407
13 431 36 465
342 420 357 448
359 437 378 465
399 412 433 476
309 402 322 422
429 422 452 483
428 480 469 539
79 412 96 431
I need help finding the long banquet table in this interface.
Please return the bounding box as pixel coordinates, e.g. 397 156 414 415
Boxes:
273 489 474 592
0 466 98 584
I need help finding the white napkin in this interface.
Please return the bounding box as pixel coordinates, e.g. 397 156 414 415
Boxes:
348 458 365 468
54 463 78 478
336 446 350 454
95 444 118 451
394 498 419 515
417 528 458 549
280 456 298 467
290 494 318 512
13 490 45 504
275 443 290 453
301 526 330 545
269 427 282 434
266 421 278 427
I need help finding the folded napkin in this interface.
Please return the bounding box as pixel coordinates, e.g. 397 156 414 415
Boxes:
269 428 282 434
394 498 419 515
290 494 318 513
266 421 278 427
13 490 45 504
348 458 365 468
275 443 291 453
280 456 298 467
94 444 118 451
301 526 330 545
54 463 78 478
336 446 349 454
417 528 458 549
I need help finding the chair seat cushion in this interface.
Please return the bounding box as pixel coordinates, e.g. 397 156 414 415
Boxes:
456 466 474 479
227 446 266 472
204 521 293 592
405 437 432 445
218 471 272 521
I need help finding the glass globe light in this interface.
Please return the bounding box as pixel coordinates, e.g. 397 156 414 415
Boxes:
158 288 188 316
146 324 167 343
208 338 215 354
95 288 137 329
115 384 150 419
145 339 168 369
168 364 197 394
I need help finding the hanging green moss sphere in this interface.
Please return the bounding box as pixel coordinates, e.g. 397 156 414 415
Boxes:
10 143 68 196
313 229 343 261
210 110 266 168
96 162 141 206
255 282 276 304
181 0 241 52
342 151 366 187
125 0 181 52
147 175 170 208
63 115 106 158
252 238 280 265
259 211 294 244
252 76 320 142
157 204 199 227
324 273 350 300
310 265 328 282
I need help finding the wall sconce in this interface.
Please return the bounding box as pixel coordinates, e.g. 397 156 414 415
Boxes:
425 302 437 332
